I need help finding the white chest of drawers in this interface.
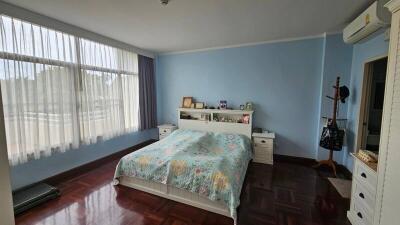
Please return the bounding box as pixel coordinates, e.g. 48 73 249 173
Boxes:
157 124 177 140
252 132 275 165
347 155 377 225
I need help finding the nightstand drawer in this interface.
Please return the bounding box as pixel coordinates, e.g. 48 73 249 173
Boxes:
253 137 273 147
351 199 373 225
252 133 275 165
160 128 172 135
354 159 377 193
254 147 273 164
159 133 168 140
254 147 272 156
158 124 177 140
253 155 272 164
352 179 375 212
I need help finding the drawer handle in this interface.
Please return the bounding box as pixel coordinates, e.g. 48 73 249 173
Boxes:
357 212 363 219
359 193 365 199
361 172 367 179
261 140 266 143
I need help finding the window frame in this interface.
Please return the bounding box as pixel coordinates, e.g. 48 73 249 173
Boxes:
0 14 140 163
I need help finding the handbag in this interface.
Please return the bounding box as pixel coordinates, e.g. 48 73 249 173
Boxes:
319 124 344 151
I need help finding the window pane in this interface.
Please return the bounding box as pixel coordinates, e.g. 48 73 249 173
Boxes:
0 14 139 165
0 59 78 164
79 38 138 74
121 73 139 132
79 70 139 144
0 15 77 63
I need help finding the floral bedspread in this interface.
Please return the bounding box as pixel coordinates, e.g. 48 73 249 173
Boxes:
114 129 252 221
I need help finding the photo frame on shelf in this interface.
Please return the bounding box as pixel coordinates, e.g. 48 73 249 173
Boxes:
195 102 204 109
182 97 193 108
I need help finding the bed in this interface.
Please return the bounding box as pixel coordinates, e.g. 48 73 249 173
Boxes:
114 109 254 223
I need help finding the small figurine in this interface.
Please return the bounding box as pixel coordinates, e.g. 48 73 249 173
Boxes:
242 114 250 124
219 100 227 110
245 102 253 110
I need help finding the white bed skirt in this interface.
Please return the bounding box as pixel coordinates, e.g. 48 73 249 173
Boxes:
115 176 232 219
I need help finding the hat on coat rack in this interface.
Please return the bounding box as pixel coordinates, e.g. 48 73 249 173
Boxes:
339 85 350 103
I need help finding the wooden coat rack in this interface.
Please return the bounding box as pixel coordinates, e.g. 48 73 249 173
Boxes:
314 77 341 176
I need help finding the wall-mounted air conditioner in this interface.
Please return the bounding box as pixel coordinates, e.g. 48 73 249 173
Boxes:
343 0 391 44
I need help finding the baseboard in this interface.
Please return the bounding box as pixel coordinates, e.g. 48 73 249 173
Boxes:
42 139 157 186
336 164 353 179
274 154 352 179
274 154 316 166
24 141 352 188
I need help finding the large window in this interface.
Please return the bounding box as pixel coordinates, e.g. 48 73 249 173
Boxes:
0 15 139 165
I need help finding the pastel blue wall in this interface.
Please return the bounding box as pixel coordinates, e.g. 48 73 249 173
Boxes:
9 31 388 188
156 31 388 172
156 38 326 159
316 34 353 164
344 31 389 170
10 129 158 190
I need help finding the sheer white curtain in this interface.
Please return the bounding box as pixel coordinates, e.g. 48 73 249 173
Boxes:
0 15 139 165
0 15 79 165
78 39 139 144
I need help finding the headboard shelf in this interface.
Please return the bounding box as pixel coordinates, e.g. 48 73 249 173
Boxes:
178 108 254 115
177 108 253 138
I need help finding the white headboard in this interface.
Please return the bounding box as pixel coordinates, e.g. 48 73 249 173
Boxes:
177 108 253 139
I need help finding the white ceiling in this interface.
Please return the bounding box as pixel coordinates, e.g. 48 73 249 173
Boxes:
3 0 374 53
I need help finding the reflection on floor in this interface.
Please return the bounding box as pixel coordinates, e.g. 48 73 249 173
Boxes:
15 157 351 225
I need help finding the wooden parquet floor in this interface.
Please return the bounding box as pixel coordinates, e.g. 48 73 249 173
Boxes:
15 158 351 225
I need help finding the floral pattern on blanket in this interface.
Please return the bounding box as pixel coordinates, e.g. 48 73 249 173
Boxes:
114 129 252 219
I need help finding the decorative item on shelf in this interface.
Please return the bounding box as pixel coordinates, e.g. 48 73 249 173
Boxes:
357 150 378 163
253 127 262 133
219 100 227 110
240 104 245 110
195 102 204 109
182 97 193 108
245 102 253 110
180 113 192 120
190 103 195 108
242 114 250 124
200 113 210 121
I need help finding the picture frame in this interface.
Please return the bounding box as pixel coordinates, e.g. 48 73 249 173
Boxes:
182 97 193 108
195 102 204 109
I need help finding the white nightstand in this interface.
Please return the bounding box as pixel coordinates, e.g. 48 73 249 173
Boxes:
252 132 275 165
157 124 177 140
